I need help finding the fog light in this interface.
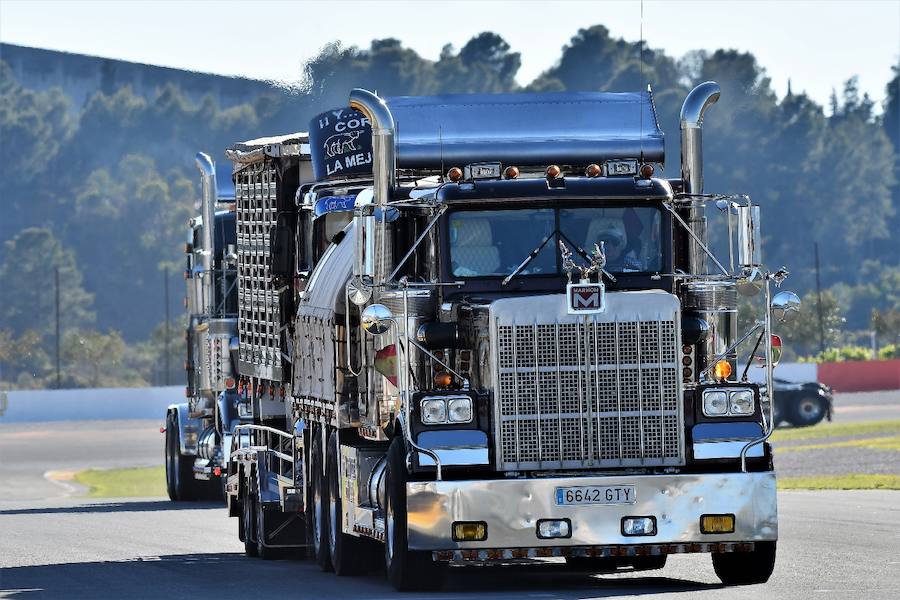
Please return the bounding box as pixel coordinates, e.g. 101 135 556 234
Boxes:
700 514 735 534
452 521 487 541
536 519 571 539
622 516 657 536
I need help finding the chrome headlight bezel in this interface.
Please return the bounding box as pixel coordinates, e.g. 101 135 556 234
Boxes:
702 388 756 418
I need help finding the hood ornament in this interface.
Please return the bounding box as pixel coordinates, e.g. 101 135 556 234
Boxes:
559 240 617 284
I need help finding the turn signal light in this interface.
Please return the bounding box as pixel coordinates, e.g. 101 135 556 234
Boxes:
452 521 487 541
434 371 453 388
713 359 732 381
447 167 463 182
700 514 735 534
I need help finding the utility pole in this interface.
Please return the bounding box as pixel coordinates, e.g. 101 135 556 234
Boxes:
814 242 826 354
55 267 61 389
164 267 171 386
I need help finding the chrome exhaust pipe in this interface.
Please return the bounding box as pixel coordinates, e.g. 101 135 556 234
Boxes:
680 81 721 275
195 152 217 315
349 89 396 285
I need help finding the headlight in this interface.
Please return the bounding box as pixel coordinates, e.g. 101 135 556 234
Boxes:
703 391 729 416
447 397 473 423
702 388 756 417
421 399 447 424
729 390 754 415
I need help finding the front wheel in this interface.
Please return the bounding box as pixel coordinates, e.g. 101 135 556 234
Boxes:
712 541 776 585
789 396 828 427
165 412 200 501
384 437 444 591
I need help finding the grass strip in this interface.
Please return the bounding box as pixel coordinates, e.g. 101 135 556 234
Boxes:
771 419 900 443
778 473 900 490
777 435 900 453
73 465 167 498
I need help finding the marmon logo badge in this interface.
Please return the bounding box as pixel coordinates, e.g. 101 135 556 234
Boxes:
566 282 606 314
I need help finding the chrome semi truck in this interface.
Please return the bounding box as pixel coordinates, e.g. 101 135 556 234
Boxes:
216 83 799 590
164 159 247 501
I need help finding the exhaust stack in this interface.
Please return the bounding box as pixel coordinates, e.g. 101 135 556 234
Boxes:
349 89 397 285
195 152 217 315
680 81 721 275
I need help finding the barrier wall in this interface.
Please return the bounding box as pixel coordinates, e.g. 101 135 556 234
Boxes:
0 386 182 423
818 359 900 393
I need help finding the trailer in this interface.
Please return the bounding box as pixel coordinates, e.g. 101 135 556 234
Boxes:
213 84 800 590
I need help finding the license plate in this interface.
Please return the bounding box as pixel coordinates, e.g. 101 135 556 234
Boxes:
555 485 636 505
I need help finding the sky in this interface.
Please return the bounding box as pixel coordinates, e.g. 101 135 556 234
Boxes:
1 0 898 111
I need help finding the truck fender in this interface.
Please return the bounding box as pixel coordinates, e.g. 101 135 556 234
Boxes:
166 403 202 456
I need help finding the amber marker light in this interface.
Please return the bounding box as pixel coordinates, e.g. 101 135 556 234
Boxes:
585 163 602 177
713 359 733 381
447 167 463 182
434 372 453 388
504 165 520 179
545 165 562 179
640 163 655 178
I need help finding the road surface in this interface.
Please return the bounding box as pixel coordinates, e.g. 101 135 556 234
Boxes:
1 390 898 598
1 491 898 599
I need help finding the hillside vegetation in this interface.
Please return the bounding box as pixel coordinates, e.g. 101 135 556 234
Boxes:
1 27 898 388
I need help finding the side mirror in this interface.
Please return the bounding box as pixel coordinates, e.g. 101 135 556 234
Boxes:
771 291 801 323
361 304 394 335
755 334 783 368
736 204 761 268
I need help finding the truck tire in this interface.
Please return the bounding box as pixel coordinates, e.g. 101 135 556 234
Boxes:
384 437 444 591
327 431 366 575
712 541 776 585
309 426 332 571
788 396 828 427
165 411 201 501
242 478 258 557
255 494 276 560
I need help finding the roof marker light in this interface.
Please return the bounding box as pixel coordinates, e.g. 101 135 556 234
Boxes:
585 164 602 177
545 165 562 179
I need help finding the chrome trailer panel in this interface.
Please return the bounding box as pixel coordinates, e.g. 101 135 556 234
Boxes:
406 472 776 550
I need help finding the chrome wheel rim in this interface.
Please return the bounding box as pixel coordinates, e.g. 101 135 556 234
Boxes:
329 495 337 550
313 486 323 550
386 497 395 561
798 399 822 419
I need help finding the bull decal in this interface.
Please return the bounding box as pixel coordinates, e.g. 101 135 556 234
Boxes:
323 130 362 158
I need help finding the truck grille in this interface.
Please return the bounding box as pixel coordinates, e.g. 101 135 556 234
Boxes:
491 292 684 470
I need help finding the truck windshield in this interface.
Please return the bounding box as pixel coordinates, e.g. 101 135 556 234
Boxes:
448 206 662 278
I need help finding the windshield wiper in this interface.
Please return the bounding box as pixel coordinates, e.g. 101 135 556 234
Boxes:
501 233 556 286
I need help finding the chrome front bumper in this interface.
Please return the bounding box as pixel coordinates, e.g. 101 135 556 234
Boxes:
406 471 777 551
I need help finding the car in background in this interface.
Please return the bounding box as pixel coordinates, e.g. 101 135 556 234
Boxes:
768 379 834 427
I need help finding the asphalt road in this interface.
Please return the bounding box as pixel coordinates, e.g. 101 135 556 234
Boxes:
829 390 900 423
1 391 898 598
0 420 163 501
2 491 898 599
